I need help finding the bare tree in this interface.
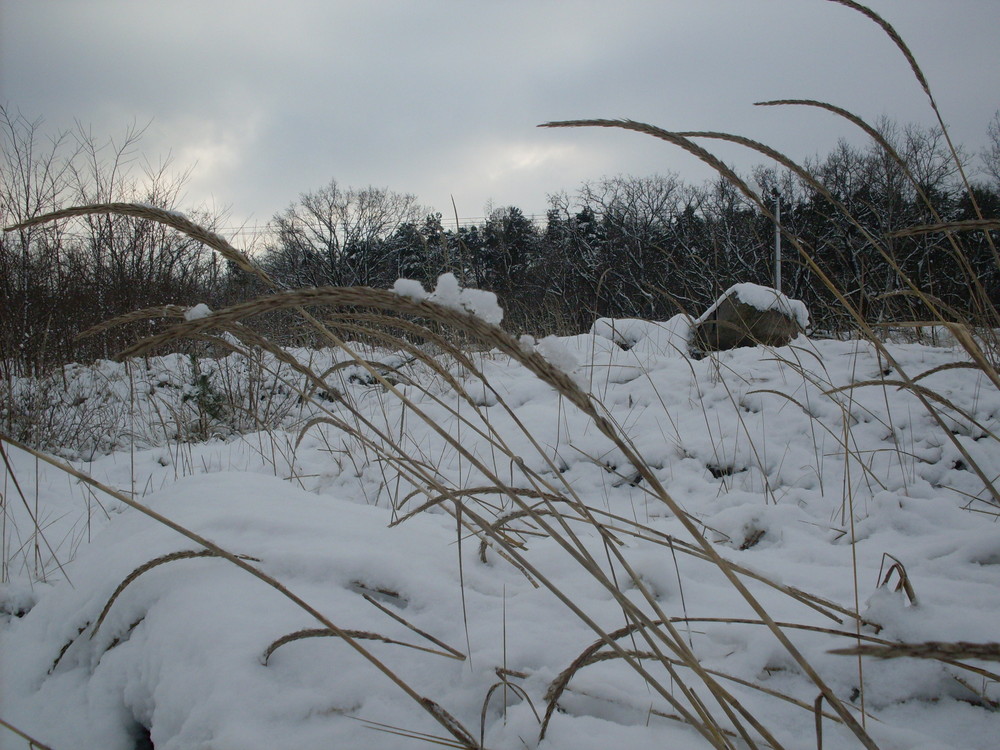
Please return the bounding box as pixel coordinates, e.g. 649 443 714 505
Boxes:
983 110 1000 189
0 106 227 371
0 108 81 372
263 179 425 288
544 174 687 320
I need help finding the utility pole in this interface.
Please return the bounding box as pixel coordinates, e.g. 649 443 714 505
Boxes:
771 188 782 294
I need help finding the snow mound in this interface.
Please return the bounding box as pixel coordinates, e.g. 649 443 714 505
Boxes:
2 473 482 749
591 315 693 355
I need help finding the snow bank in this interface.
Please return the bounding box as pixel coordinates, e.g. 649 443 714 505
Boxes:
4 327 1000 749
1 474 478 749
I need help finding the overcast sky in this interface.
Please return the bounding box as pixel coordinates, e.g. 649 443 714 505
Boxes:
3 0 999 236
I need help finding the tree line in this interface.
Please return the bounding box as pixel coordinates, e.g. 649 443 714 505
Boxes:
1 109 233 374
3 106 999 373
259 118 1000 334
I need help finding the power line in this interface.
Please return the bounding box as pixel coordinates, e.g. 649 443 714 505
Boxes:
5 213 553 245
207 213 551 235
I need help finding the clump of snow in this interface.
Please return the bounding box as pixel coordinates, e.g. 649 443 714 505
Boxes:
392 273 504 325
184 303 212 321
696 283 810 330
135 202 189 220
0 582 40 623
535 334 581 375
391 277 426 300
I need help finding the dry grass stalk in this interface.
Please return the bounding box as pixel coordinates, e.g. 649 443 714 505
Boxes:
0 716 56 750
668 618 1000 684
479 678 540 748
830 642 1000 662
90 549 225 638
76 304 190 339
878 554 918 607
823 0 931 100
890 219 1000 238
262 627 459 665
356 590 466 661
824 0 992 229
910 361 984 382
540 617 879 743
48 622 90 675
2 203 271 285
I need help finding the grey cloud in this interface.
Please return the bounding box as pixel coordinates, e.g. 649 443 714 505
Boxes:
3 0 997 227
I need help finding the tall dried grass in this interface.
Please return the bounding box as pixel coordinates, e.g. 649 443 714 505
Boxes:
3 2 998 748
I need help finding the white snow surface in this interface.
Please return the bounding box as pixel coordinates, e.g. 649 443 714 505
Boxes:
697 283 810 330
3 322 1000 749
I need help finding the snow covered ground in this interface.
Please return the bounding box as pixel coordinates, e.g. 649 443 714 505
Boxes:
2 312 999 749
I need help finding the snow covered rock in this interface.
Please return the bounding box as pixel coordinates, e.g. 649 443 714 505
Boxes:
183 303 213 321
692 283 807 354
